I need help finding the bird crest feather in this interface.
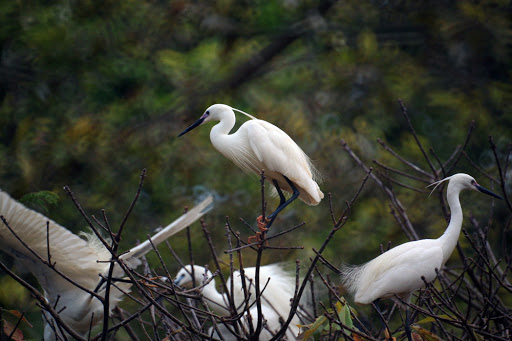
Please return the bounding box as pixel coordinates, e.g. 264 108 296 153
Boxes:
426 175 454 196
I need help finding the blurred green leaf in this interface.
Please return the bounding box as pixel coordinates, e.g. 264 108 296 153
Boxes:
297 314 328 340
19 191 60 215
337 300 355 334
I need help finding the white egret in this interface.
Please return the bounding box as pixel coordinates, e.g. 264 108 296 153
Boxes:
174 264 302 340
340 173 502 340
0 189 213 340
178 104 323 231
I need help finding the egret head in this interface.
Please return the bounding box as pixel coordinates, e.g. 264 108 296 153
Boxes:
178 104 232 137
428 173 502 199
174 265 213 288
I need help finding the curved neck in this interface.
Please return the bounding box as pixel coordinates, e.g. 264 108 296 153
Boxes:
201 279 231 316
438 186 463 264
210 111 236 139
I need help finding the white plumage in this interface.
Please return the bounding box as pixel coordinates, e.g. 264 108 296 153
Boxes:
210 304 282 341
0 189 213 340
179 104 323 227
174 264 302 340
342 239 443 305
340 173 501 340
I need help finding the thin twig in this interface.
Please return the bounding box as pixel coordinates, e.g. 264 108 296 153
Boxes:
398 98 437 175
377 138 431 177
270 169 372 340
446 120 475 174
489 136 512 211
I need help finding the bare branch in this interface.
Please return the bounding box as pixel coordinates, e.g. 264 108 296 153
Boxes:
398 99 437 175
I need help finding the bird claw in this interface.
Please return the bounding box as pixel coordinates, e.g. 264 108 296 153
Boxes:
247 233 260 244
256 215 270 232
248 216 270 246
247 232 269 247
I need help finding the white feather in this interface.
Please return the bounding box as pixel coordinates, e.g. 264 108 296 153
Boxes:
175 263 303 340
0 189 212 340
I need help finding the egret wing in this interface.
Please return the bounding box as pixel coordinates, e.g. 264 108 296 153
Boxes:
0 190 106 290
121 195 213 267
356 241 443 303
245 120 314 180
244 120 323 204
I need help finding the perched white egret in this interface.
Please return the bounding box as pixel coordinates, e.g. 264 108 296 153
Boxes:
340 173 502 340
178 104 323 230
174 264 302 340
0 189 213 340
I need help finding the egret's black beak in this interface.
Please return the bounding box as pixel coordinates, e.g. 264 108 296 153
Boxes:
178 117 205 137
476 185 503 200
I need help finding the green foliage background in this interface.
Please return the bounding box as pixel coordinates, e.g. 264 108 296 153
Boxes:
1 0 511 337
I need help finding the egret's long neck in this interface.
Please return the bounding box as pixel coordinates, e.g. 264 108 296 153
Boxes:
201 279 231 316
209 111 236 151
438 186 463 264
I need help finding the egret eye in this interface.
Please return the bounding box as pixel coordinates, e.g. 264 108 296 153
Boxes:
205 110 210 116
471 180 476 185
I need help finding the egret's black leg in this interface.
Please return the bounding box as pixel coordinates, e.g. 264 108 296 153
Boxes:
265 176 299 230
372 300 392 341
404 308 413 341
272 179 287 206
94 278 106 293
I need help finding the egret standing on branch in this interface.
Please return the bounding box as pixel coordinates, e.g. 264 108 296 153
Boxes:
0 189 213 340
340 173 502 341
178 104 323 232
